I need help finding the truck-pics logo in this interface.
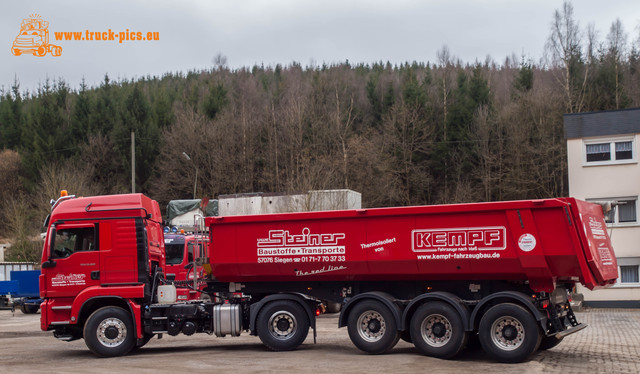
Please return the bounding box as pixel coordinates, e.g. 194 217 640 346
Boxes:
412 226 506 252
257 227 345 256
11 14 62 57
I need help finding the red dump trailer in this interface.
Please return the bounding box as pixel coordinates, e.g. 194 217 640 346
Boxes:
39 194 617 363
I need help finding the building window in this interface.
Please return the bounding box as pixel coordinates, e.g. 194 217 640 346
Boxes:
586 143 610 162
587 197 637 225
584 136 635 165
620 265 640 284
616 258 640 286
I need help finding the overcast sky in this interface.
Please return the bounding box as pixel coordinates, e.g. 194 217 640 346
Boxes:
2 0 640 93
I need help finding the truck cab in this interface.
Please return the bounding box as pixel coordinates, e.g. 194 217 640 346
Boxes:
39 193 165 346
164 232 207 300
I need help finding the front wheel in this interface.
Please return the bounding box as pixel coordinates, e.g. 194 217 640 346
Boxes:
410 302 467 359
257 300 310 351
347 300 400 354
83 306 135 357
478 303 541 363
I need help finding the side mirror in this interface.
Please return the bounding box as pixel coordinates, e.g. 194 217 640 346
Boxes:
42 260 56 268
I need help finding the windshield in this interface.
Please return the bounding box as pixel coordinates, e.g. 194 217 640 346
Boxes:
165 244 184 265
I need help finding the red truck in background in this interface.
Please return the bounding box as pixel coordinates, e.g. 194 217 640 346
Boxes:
164 232 207 301
39 193 617 363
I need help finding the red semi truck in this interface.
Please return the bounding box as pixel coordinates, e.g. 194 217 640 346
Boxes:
39 193 617 363
164 233 207 301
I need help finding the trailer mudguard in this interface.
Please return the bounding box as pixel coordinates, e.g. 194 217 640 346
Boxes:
338 291 402 329
469 291 547 331
401 291 471 331
249 293 317 335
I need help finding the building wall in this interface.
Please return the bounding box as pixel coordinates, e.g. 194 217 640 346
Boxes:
567 133 640 303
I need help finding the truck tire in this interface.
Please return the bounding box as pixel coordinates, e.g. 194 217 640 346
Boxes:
478 303 541 363
538 335 563 350
347 300 400 354
410 302 467 359
20 304 40 314
83 306 135 357
257 300 310 351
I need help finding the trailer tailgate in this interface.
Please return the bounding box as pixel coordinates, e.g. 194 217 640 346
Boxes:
571 199 618 286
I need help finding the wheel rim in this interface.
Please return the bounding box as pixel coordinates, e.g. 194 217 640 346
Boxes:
490 315 525 351
357 310 386 342
97 317 127 348
420 313 452 347
268 310 297 340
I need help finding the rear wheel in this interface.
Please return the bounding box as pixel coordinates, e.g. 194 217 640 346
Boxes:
257 300 310 351
478 303 541 363
347 300 400 354
410 302 467 359
83 307 135 357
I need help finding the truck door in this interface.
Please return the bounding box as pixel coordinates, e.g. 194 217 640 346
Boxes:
43 224 101 298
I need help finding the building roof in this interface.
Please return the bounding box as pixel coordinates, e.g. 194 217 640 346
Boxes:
564 107 640 139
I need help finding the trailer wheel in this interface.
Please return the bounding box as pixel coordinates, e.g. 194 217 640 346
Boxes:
538 335 563 350
410 302 467 359
20 304 40 314
257 300 309 351
478 303 541 363
83 306 135 357
347 300 400 354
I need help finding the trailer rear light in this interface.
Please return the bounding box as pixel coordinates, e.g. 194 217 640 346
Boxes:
316 308 321 316
541 300 549 309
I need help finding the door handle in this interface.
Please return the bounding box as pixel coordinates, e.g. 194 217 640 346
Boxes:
91 271 100 280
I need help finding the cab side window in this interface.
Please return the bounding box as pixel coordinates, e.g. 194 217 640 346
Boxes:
53 227 97 258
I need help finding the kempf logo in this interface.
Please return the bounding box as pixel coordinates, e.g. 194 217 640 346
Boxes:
11 14 62 57
411 226 506 252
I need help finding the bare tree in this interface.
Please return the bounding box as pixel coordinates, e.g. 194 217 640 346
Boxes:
606 19 628 109
545 1 589 113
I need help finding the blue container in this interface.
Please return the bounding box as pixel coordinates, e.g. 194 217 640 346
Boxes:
9 270 40 297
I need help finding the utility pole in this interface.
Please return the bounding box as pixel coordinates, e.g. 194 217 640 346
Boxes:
131 131 135 193
183 152 197 199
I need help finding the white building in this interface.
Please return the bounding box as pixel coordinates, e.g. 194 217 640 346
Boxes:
564 108 640 307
